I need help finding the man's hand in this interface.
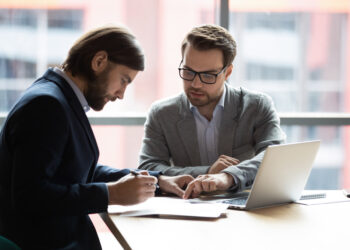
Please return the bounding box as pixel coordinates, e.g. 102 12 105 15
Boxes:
107 171 157 205
208 155 240 174
183 173 234 199
158 175 194 198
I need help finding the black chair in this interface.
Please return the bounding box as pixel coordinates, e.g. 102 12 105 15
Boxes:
0 235 21 250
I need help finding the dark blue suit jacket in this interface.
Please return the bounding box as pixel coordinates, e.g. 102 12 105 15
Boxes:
0 69 159 249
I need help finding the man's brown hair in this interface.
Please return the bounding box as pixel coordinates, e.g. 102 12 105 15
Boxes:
181 24 237 67
62 25 144 81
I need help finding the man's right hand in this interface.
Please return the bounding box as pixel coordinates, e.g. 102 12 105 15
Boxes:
183 173 234 199
107 171 157 205
208 155 240 174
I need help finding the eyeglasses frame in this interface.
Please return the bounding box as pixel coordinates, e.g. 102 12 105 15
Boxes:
178 60 227 84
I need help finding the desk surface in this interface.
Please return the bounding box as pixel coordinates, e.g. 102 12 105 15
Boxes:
100 190 350 250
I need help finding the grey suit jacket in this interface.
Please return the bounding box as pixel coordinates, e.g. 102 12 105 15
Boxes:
139 84 285 191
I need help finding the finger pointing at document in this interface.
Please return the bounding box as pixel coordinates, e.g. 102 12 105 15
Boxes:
158 175 194 198
183 173 234 199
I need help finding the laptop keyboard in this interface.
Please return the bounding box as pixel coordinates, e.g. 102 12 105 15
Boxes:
299 193 326 200
221 193 326 206
222 197 248 206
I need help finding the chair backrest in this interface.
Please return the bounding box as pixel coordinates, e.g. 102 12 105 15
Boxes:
0 235 21 250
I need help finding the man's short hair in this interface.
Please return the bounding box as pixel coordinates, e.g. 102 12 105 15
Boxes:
181 24 237 67
62 25 144 81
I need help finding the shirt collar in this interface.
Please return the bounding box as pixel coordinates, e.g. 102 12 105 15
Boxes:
53 67 90 112
217 86 226 108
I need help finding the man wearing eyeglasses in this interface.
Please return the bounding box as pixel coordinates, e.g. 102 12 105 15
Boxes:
138 24 285 198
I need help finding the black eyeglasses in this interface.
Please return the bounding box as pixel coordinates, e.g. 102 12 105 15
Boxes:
178 61 226 84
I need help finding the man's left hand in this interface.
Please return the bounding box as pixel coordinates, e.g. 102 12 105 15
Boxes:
158 175 194 198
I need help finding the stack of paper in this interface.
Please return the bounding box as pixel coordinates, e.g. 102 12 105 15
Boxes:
108 197 228 218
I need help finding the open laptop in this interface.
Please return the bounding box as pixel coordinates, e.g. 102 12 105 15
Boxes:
208 140 321 210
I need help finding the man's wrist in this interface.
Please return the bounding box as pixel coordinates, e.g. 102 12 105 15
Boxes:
217 172 234 190
155 175 164 195
221 172 240 191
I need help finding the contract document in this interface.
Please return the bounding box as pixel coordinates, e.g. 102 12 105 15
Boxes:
108 196 228 218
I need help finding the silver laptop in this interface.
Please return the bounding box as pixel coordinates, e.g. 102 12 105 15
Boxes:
211 140 321 210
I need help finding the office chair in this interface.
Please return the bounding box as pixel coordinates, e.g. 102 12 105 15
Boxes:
0 235 21 250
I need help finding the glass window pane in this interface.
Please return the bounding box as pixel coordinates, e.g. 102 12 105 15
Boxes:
228 1 350 190
0 0 217 175
228 6 347 113
282 125 345 189
0 0 216 115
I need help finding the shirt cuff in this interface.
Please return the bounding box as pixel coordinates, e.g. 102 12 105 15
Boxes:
224 172 240 192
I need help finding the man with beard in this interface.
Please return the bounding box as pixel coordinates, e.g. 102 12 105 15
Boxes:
138 24 285 199
0 25 193 249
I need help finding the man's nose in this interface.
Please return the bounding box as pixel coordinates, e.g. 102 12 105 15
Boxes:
191 74 203 88
116 87 126 100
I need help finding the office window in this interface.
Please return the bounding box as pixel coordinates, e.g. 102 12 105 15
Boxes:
0 0 216 115
0 0 216 168
0 6 84 124
228 1 350 189
229 11 346 112
0 9 37 27
48 9 83 29
246 63 294 80
2 0 349 190
0 57 36 78
0 89 22 112
283 125 344 189
246 12 296 31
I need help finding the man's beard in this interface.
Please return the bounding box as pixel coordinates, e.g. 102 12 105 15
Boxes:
186 88 218 108
85 67 110 111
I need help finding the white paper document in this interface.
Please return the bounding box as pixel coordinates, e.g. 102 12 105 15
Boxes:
108 197 228 218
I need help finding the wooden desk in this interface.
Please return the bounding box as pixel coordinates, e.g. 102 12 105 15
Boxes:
100 191 350 250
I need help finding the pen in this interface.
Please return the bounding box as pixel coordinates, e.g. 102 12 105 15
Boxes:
130 170 159 189
342 189 350 198
130 169 140 176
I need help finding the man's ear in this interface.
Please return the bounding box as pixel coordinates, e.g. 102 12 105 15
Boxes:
91 51 108 73
224 64 233 81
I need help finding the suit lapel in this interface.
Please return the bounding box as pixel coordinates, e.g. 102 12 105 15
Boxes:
218 85 242 156
42 69 99 160
177 94 202 166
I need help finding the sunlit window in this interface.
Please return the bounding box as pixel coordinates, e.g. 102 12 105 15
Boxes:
228 0 350 189
1 0 349 190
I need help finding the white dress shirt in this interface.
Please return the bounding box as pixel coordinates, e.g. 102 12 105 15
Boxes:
53 67 90 113
190 87 226 166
